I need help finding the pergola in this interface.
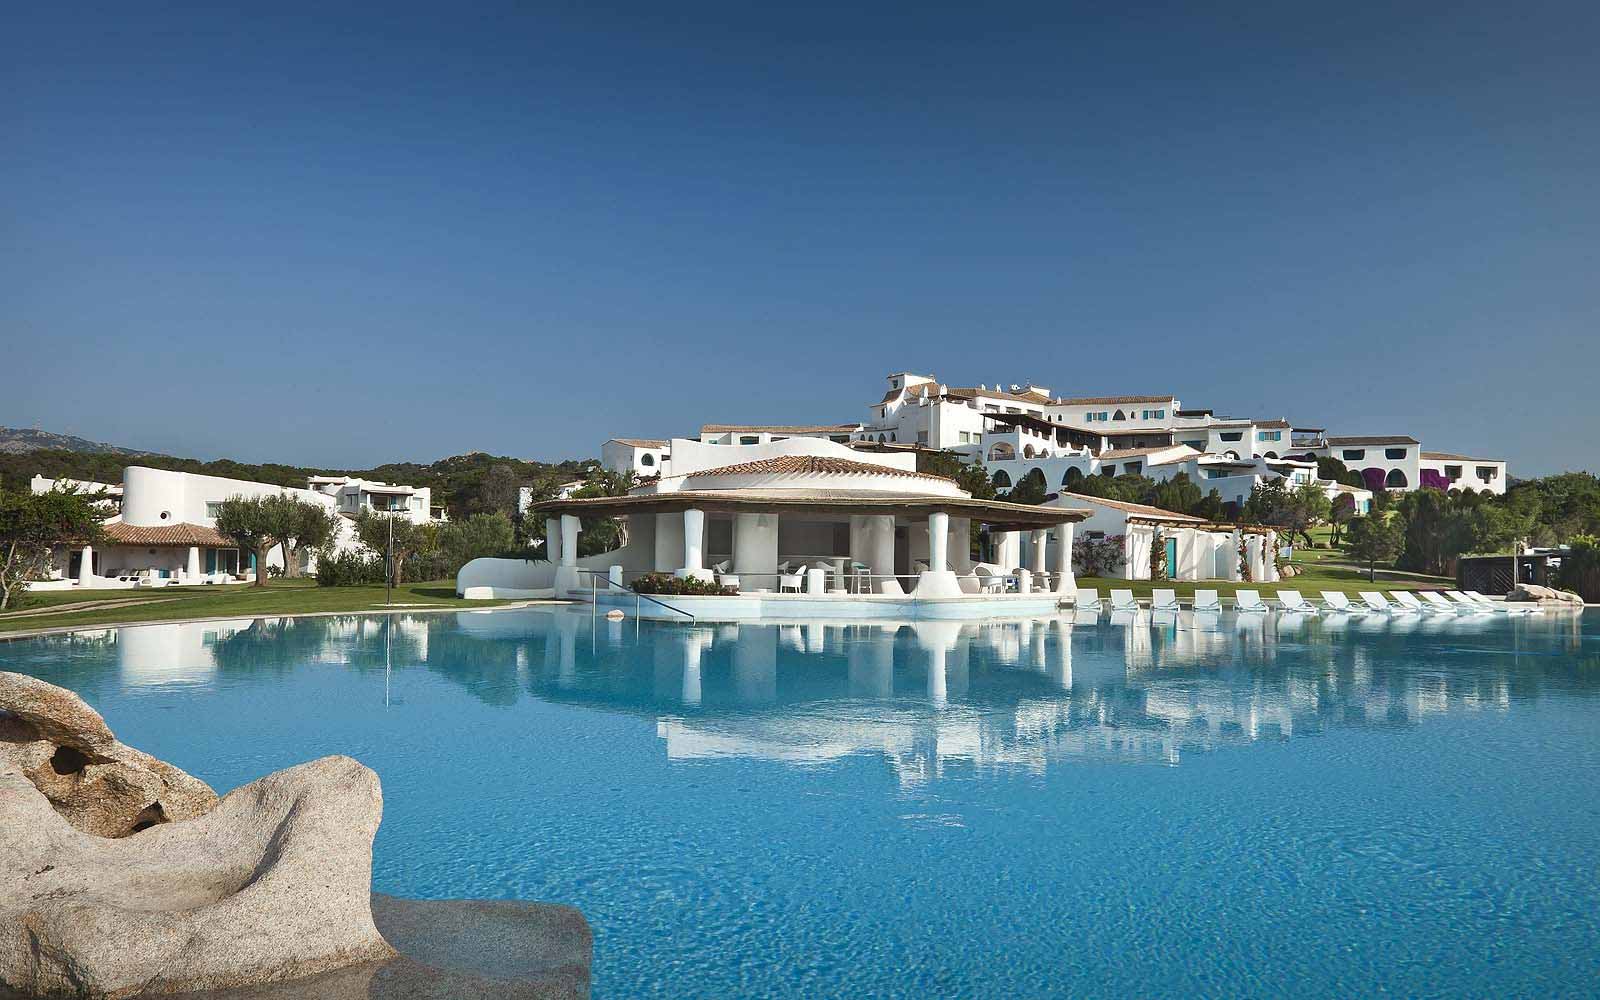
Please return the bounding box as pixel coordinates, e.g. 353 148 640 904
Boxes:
529 490 1091 597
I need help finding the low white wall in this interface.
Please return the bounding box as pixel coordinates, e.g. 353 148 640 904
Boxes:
457 540 653 598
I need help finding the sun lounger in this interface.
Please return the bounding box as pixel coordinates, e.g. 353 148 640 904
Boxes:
1234 590 1268 613
1391 592 1446 615
1192 589 1221 612
1276 590 1319 614
1151 588 1180 612
1321 591 1363 614
1360 591 1408 614
1418 592 1466 614
1074 588 1103 612
1464 589 1535 615
1444 591 1493 614
1109 589 1139 612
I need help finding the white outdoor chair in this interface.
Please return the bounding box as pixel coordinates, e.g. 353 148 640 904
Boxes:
1075 588 1103 612
1192 589 1221 612
1321 591 1363 614
1360 591 1407 614
974 566 1007 594
1151 588 1180 612
1276 590 1319 614
777 562 804 594
956 573 981 595
1109 589 1138 612
877 577 906 596
1234 590 1269 613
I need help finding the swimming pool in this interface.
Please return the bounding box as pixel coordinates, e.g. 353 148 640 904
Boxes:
4 608 1598 997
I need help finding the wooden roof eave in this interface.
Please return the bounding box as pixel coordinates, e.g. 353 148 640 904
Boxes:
528 492 1091 528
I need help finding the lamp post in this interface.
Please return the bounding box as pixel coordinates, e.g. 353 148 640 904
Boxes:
385 513 394 606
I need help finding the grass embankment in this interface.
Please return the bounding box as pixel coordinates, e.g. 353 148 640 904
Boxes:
0 579 510 636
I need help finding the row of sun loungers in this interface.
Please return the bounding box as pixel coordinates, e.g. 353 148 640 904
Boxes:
1075 588 1534 615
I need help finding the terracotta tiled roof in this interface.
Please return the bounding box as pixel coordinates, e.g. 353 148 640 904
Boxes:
683 455 955 483
1098 446 1178 461
610 438 668 448
1056 492 1205 521
700 424 858 435
1324 435 1419 446
1056 394 1175 405
945 386 1055 405
102 522 234 547
1422 451 1499 463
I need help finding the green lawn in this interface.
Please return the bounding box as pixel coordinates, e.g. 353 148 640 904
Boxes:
0 579 513 636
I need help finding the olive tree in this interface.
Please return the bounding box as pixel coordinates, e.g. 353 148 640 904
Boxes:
214 495 297 586
276 498 344 578
0 486 107 610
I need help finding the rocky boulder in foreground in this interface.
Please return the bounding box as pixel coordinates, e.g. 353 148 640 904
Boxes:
0 754 396 998
1505 583 1584 605
0 671 218 838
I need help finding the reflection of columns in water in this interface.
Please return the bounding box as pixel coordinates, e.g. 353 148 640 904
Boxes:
680 629 711 705
1048 619 1073 689
847 625 896 698
543 612 581 688
913 621 965 709
805 622 826 654
732 626 778 705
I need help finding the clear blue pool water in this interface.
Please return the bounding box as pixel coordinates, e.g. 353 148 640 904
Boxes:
4 607 1599 997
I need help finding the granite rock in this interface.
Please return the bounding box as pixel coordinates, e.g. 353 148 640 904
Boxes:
0 755 396 998
1506 583 1584 605
0 670 218 837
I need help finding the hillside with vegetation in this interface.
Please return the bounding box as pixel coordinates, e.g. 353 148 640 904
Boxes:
0 447 598 521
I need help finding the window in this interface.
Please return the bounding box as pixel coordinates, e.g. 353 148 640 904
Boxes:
205 501 222 518
1140 409 1166 420
985 404 1000 412
1385 447 1408 460
1386 469 1408 488
830 435 850 443
1206 469 1228 479
1181 439 1205 450
1125 462 1142 475
1102 466 1116 477
1342 449 1365 461
1112 409 1126 421
641 453 656 467
1086 410 1110 422
1443 464 1460 479
739 435 759 445
991 470 1011 487
916 432 928 444
1476 466 1498 481
1258 430 1281 441
1220 432 1243 442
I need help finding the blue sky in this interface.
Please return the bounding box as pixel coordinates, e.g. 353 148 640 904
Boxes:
3 1 1596 474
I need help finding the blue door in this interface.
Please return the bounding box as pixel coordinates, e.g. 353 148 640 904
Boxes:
1165 538 1178 576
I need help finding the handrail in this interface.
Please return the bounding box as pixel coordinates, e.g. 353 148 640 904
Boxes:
576 569 694 619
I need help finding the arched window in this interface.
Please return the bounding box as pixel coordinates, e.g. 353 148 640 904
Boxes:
1112 409 1126 421
1263 451 1278 459
877 434 886 443
992 470 1012 487
988 443 1015 461
1385 468 1408 488
1022 444 1037 458
640 453 656 466
1062 467 1084 487
1224 450 1239 460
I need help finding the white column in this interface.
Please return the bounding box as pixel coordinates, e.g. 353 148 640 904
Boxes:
559 515 580 567
928 512 949 571
733 512 778 586
1123 529 1139 581
77 544 93 583
1054 522 1075 593
185 546 201 582
678 508 711 581
949 518 972 573
545 517 561 563
1030 529 1048 576
998 531 1020 570
1229 529 1243 581
1264 530 1280 582
866 515 895 593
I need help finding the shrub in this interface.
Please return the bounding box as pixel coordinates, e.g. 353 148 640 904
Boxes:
315 550 387 587
1073 534 1124 577
1558 535 1600 602
629 572 737 596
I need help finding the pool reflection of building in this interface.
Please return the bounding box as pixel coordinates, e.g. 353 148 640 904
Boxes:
493 608 1533 780
40 607 1573 783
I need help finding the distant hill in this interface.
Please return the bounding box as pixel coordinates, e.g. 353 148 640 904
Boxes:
0 432 597 519
0 426 154 457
